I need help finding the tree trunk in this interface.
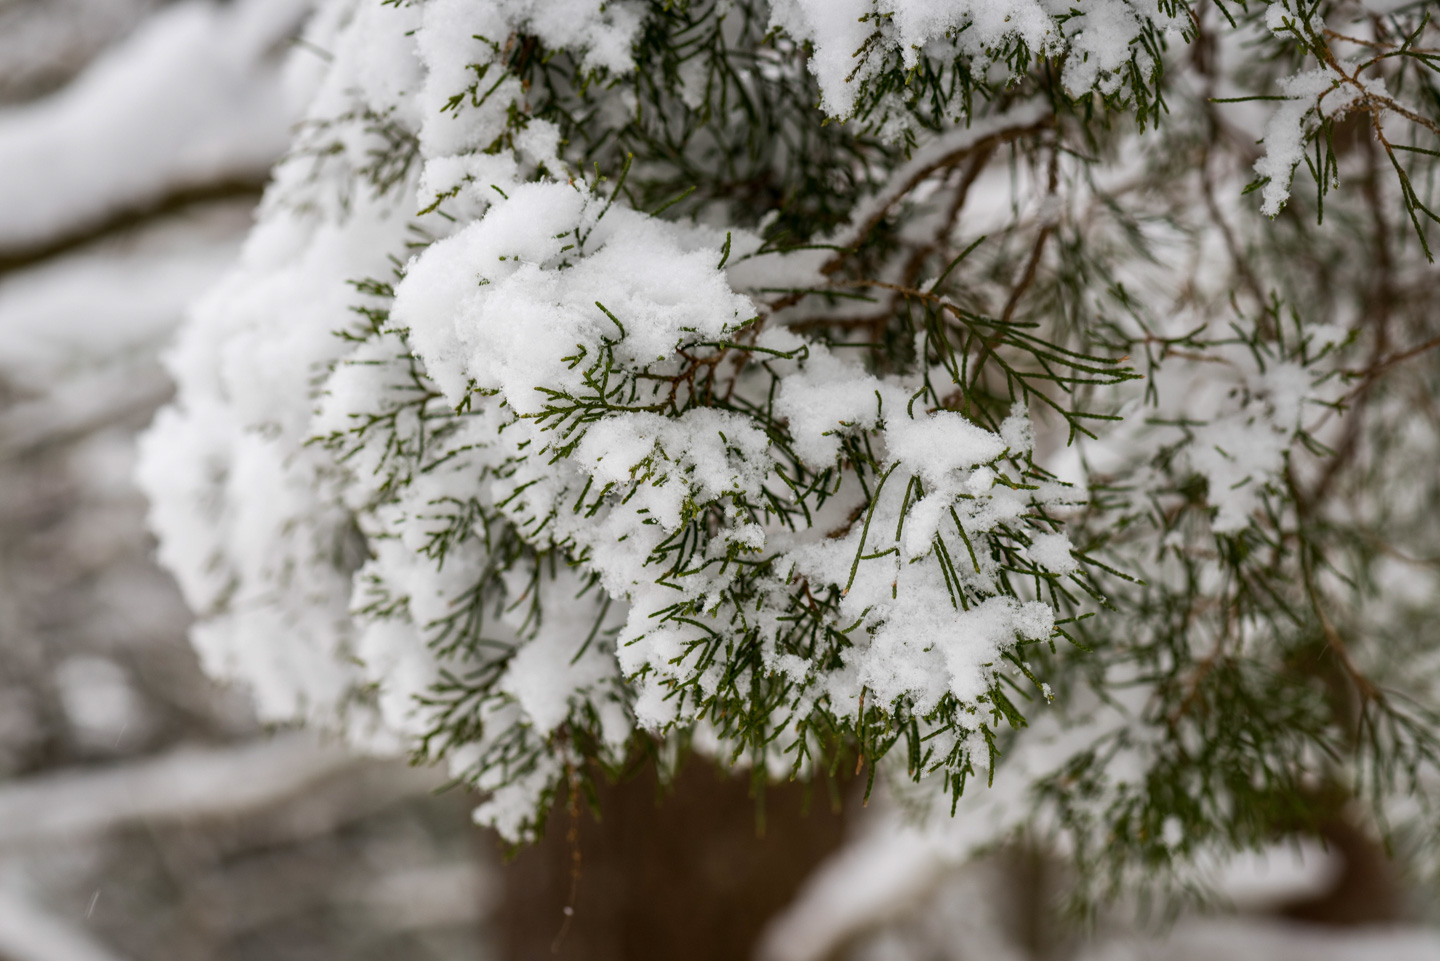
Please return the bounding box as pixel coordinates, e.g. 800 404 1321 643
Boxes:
498 760 848 961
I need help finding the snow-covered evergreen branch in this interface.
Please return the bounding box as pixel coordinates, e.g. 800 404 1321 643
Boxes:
139 0 1440 903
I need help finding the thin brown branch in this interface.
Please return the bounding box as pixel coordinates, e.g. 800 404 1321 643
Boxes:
820 104 1054 277
1341 333 1440 392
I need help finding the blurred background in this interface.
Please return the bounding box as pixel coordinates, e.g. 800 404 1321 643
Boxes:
1 2 1438 960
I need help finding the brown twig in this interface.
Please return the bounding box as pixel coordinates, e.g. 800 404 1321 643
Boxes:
820 111 1054 279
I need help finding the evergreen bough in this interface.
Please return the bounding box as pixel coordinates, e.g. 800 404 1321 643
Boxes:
139 0 1440 910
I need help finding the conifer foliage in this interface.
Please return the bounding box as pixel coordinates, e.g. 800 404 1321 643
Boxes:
139 0 1440 898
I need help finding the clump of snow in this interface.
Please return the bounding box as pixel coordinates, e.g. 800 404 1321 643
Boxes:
1063 0 1152 96
394 181 754 411
886 411 1008 487
1028 532 1077 574
1187 357 1330 533
1253 68 1346 217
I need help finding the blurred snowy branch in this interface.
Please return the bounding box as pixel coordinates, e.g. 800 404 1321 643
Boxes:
0 733 369 848
0 0 308 267
0 368 172 463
